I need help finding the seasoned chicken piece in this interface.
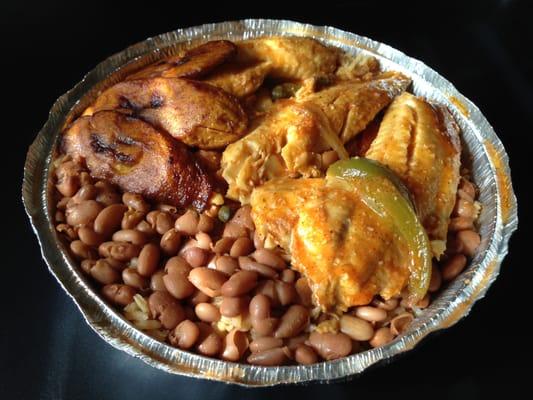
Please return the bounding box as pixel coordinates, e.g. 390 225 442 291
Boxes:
237 37 340 80
126 40 237 80
203 61 271 98
62 111 214 210
335 52 380 81
221 73 411 203
365 93 461 257
251 177 410 312
84 77 248 149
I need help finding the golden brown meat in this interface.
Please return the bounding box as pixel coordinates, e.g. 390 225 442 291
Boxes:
84 77 248 149
251 177 409 312
62 110 214 210
126 40 237 81
203 61 271 98
237 37 340 80
221 73 411 203
365 93 461 257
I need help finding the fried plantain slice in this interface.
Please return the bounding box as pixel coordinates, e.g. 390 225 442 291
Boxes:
85 77 248 149
62 110 214 210
126 40 237 81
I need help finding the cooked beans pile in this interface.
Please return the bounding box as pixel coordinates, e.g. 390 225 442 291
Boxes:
53 156 481 365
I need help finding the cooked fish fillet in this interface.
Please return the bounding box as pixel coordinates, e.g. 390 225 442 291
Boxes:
203 61 271 98
62 110 214 210
365 93 461 257
251 177 409 312
84 77 248 149
221 73 411 203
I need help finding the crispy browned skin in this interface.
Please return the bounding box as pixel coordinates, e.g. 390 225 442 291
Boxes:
126 40 237 81
203 60 271 98
365 93 461 257
62 110 214 210
84 77 248 149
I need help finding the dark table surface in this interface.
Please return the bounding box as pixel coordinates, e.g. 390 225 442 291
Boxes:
3 0 531 399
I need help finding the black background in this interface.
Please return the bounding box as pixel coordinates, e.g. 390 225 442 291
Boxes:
3 0 531 398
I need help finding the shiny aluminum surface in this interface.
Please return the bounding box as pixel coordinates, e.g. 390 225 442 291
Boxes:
22 19 518 386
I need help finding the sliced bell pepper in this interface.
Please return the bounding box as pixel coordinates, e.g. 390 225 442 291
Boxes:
327 157 432 305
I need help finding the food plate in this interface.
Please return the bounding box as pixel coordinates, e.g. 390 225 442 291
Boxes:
22 19 517 386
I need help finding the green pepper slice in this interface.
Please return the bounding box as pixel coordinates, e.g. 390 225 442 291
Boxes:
327 157 431 304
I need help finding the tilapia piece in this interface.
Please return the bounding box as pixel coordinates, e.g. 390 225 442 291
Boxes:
237 37 340 80
62 111 214 211
365 92 461 257
84 77 248 149
126 40 237 81
251 177 409 312
221 73 411 203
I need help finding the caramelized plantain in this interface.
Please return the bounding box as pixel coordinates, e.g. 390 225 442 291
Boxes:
126 40 237 80
84 77 248 149
62 110 214 210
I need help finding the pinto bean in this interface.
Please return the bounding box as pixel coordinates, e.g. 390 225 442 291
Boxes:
230 237 254 257
175 210 199 235
442 254 468 281
195 323 222 356
285 335 308 351
163 272 195 299
238 256 277 278
188 290 211 306
249 294 271 320
253 231 264 249
150 270 167 292
197 214 215 233
249 337 283 353
122 192 150 213
212 237 235 254
222 222 248 239
94 204 127 237
195 303 220 323
155 212 174 235
369 327 394 348
308 331 352 360
220 296 249 317
221 329 249 362
280 269 296 284
121 209 145 230
148 291 185 329
165 256 192 275
56 175 80 198
372 297 398 311
221 270 258 297
252 318 279 337
70 240 96 260
454 199 477 219
112 229 147 246
90 259 120 284
449 216 474 232
56 223 78 241
72 184 98 203
66 200 103 227
215 255 239 276
195 232 212 250
251 249 286 270
254 280 279 307
275 281 297 306
160 229 182 256
340 315 374 341
247 347 290 366
275 305 309 338
96 190 121 207
188 268 227 297
181 247 209 268
169 320 200 349
230 205 254 231
295 344 318 365
78 226 105 246
98 241 140 261
354 306 387 322
137 243 160 277
102 284 136 306
122 268 149 290
390 313 414 336
456 230 481 257
295 278 312 307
